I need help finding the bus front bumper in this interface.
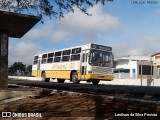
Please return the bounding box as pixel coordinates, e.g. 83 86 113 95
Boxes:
84 74 114 81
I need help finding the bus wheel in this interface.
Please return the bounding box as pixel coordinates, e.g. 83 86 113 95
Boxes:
92 80 100 85
71 72 80 84
42 72 50 82
87 79 92 82
57 79 65 83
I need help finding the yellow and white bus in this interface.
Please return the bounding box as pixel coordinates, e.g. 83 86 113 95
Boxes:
32 43 114 84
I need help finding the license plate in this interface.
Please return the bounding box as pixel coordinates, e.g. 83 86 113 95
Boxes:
99 76 104 79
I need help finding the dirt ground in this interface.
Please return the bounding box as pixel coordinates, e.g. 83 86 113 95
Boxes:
0 89 160 120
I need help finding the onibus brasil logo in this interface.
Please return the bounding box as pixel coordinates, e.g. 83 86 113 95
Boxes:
2 112 42 118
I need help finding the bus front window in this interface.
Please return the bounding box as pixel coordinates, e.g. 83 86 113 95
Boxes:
89 49 113 67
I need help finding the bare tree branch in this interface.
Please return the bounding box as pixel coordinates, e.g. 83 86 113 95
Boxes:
0 0 109 20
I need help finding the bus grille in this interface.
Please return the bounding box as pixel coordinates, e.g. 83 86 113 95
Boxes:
92 66 113 75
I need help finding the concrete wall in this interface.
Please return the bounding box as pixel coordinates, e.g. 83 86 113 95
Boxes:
9 76 42 81
152 54 160 78
114 60 137 78
152 55 160 66
114 60 129 69
115 60 153 79
128 61 137 78
9 76 160 86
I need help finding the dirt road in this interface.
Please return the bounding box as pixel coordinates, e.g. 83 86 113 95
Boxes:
0 89 160 120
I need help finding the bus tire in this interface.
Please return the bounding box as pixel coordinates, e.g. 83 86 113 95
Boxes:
57 79 65 83
41 72 50 82
71 72 80 84
92 80 100 85
87 79 92 82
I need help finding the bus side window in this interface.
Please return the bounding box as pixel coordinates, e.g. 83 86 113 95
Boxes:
62 49 70 62
54 57 61 62
71 54 80 61
33 60 38 64
47 58 53 63
48 53 54 57
72 48 81 54
62 56 70 61
55 51 62 56
42 59 47 64
33 56 38 64
42 54 47 58
42 54 47 64
63 50 71 55
47 52 54 63
34 56 38 60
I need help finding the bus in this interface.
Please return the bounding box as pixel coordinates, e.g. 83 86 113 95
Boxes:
32 43 114 84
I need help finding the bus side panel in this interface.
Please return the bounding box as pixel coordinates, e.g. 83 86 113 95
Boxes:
32 65 38 77
45 70 80 80
31 70 42 77
32 70 37 77
45 70 70 79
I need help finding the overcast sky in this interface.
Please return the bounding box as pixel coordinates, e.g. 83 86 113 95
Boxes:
9 0 160 66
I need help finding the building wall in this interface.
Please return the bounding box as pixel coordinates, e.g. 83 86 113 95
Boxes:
114 60 138 78
128 61 137 78
114 55 152 79
152 53 160 78
114 60 129 69
155 59 160 66
152 55 160 65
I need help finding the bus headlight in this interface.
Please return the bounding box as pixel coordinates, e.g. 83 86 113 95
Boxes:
88 71 92 73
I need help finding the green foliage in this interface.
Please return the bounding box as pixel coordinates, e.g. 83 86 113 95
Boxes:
0 0 109 20
26 65 32 73
9 62 26 73
8 62 32 75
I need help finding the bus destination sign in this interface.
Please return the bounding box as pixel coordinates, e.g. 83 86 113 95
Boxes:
91 44 112 51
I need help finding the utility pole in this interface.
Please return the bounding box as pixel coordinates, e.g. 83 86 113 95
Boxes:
141 64 142 86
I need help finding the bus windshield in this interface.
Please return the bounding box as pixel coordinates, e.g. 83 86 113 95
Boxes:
89 49 113 67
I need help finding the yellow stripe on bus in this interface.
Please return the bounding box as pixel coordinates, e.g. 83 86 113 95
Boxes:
32 70 113 81
32 70 80 79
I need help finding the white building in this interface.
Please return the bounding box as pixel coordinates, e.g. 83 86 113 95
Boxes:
151 52 160 78
114 55 152 79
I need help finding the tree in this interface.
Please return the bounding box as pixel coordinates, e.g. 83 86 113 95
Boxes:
8 62 33 76
0 0 108 20
8 62 26 75
25 65 32 74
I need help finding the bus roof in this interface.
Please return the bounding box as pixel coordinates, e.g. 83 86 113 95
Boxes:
34 43 112 57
